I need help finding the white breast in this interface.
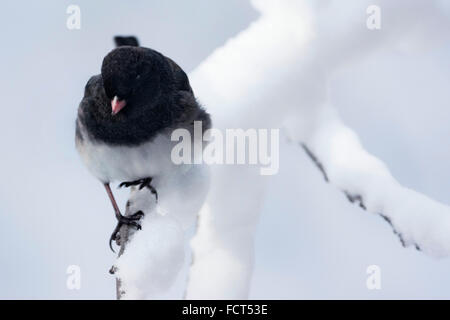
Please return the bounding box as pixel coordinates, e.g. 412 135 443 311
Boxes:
76 128 182 184
76 123 210 229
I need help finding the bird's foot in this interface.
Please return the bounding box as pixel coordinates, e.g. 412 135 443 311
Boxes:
109 210 144 252
119 177 158 201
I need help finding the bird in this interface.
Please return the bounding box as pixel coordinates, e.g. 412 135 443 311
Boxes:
75 36 211 251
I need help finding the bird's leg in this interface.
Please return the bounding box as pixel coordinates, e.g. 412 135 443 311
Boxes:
119 177 158 201
104 183 144 252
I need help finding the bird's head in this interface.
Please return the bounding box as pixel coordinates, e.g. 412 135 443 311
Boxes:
101 46 168 116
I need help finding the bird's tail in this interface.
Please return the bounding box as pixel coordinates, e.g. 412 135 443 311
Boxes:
114 36 139 47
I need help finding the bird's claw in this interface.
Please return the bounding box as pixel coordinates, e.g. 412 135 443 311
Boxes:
109 210 144 252
110 177 157 252
119 177 158 201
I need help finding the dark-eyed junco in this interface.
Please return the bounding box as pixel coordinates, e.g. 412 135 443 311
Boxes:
75 36 211 251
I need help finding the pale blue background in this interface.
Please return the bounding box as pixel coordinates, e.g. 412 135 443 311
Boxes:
0 1 449 299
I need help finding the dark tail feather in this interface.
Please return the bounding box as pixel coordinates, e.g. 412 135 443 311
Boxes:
114 36 139 47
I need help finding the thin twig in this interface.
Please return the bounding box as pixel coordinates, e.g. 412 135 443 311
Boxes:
113 198 133 299
300 142 421 251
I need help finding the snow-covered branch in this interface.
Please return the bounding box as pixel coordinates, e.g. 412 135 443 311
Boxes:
111 194 137 299
186 0 450 298
111 186 186 299
293 106 450 257
111 199 130 299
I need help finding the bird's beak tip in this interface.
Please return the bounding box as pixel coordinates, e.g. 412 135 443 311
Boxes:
111 96 127 115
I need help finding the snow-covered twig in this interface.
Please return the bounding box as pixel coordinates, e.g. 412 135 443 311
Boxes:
112 198 133 299
294 106 450 257
108 190 140 299
112 172 201 299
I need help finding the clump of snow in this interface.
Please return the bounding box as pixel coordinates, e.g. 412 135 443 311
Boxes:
115 211 185 299
114 157 209 298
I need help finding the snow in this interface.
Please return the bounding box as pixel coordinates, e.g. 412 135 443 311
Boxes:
114 160 209 298
110 0 450 299
185 0 450 298
115 210 185 299
297 106 450 257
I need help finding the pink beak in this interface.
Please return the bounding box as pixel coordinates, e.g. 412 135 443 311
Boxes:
111 96 127 115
